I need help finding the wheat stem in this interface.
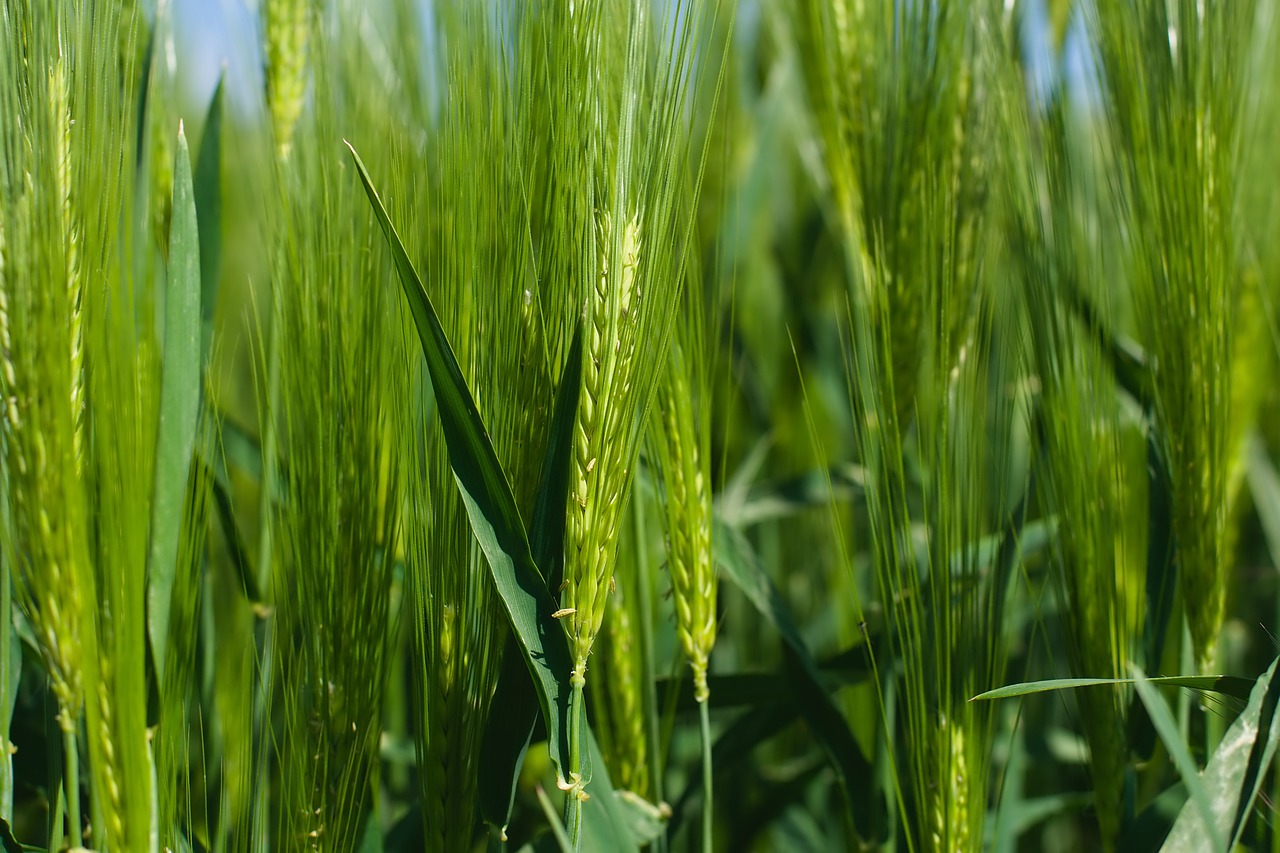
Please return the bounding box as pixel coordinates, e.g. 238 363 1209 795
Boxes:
564 678 587 850
62 718 81 846
698 696 713 853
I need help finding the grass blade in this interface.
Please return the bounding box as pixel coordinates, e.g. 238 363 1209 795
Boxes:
147 122 201 688
194 75 223 329
1122 783 1189 852
480 322 584 831
1131 665 1223 852
529 322 584 588
971 675 1255 704
346 141 578 788
1162 657 1280 852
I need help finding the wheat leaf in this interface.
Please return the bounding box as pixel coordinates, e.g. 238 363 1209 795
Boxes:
147 122 201 688
971 675 1255 703
194 75 224 330
1131 665 1224 852
346 141 577 788
1161 657 1280 852
480 321 584 829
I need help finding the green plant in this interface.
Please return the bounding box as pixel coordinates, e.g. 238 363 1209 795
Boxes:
6 2 1280 852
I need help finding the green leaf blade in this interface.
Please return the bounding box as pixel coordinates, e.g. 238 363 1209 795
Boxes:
147 122 202 688
480 321 584 829
346 141 577 787
971 675 1254 703
194 75 223 331
1161 658 1280 853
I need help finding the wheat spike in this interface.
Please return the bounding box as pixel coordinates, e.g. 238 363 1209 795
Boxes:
658 345 715 702
599 589 648 795
2 180 86 718
564 211 642 679
50 56 85 478
930 720 971 853
264 0 309 160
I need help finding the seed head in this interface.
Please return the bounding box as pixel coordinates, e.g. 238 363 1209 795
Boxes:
264 0 310 160
657 344 715 702
563 211 643 676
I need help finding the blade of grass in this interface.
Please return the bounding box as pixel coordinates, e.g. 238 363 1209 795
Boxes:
204 459 261 606
480 322 584 833
1130 664 1223 852
147 122 201 691
614 791 667 846
655 641 878 713
0 816 37 852
1121 782 1189 852
1161 657 1280 851
194 76 223 331
714 463 866 528
347 140 578 788
0 617 15 821
971 675 1255 704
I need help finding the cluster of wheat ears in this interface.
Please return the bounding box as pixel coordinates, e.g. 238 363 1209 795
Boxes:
4 0 1280 851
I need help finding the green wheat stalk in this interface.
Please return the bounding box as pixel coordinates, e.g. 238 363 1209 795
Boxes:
795 2 1015 849
1091 0 1257 676
1000 78 1146 848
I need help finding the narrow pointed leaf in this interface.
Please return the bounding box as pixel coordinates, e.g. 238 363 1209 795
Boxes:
534 786 574 853
480 322 584 828
194 75 224 329
715 463 866 528
971 674 1254 703
147 123 202 687
1162 657 1280 852
0 816 39 853
347 141 576 786
1122 782 1188 852
1143 433 1177 675
1131 665 1223 852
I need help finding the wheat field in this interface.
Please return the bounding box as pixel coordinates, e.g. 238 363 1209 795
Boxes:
3 1 1280 851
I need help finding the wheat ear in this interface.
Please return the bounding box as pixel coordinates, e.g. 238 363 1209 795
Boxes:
563 211 643 680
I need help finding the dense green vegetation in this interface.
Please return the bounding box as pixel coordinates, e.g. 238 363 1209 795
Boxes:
4 0 1280 850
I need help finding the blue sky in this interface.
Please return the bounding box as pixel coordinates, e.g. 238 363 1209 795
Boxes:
171 0 1098 123
173 0 262 118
